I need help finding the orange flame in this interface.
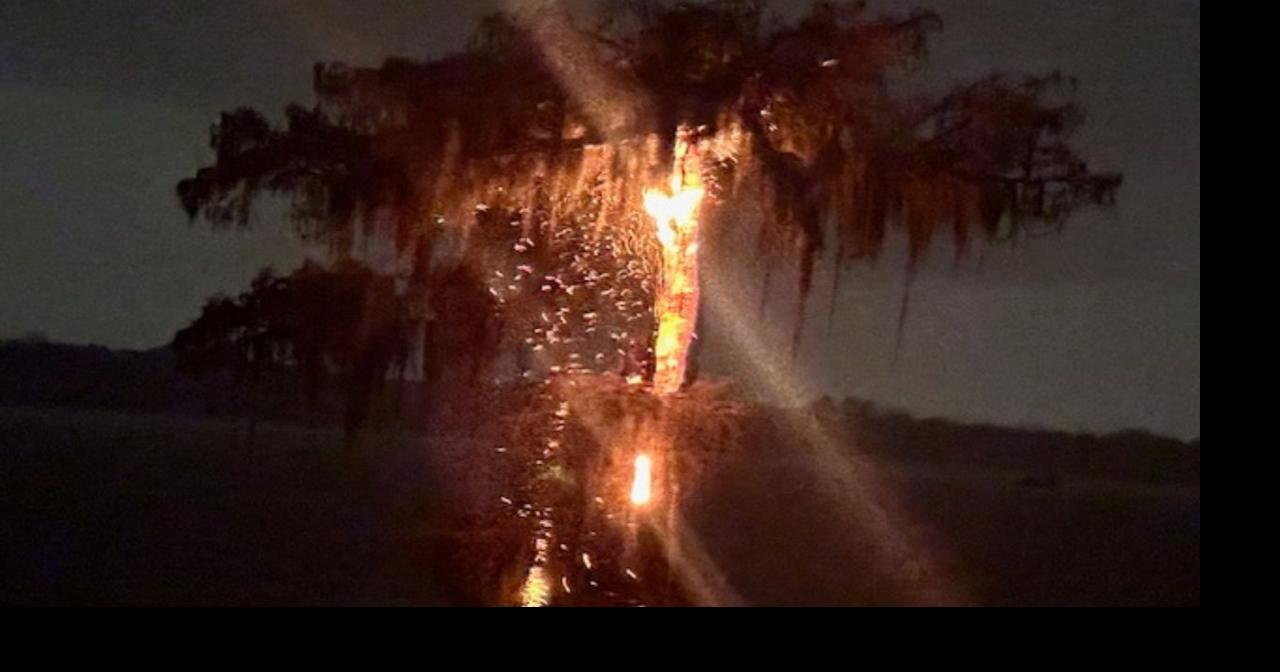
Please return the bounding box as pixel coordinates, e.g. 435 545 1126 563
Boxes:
519 565 551 607
630 453 653 507
644 130 704 396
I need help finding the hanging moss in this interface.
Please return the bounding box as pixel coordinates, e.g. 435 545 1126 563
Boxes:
179 1 1120 355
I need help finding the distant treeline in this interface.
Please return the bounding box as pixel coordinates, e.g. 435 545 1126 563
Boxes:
0 339 409 427
822 397 1199 486
0 339 1198 485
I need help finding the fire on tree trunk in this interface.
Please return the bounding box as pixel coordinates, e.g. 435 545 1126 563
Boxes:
512 127 728 606
646 127 706 397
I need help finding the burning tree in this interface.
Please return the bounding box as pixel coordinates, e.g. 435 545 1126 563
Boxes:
177 0 1119 605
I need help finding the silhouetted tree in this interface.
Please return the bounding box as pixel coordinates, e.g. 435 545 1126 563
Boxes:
174 261 407 445
174 269 291 443
174 10 1123 594
178 0 1119 385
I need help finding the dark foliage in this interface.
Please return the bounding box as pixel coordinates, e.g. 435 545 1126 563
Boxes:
178 1 1119 353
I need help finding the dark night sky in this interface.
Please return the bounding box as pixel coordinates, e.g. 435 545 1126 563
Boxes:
0 1 1199 439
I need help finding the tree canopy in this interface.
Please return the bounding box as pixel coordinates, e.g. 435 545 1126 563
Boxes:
178 0 1119 353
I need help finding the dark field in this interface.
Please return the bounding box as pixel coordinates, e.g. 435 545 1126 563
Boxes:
0 405 1198 606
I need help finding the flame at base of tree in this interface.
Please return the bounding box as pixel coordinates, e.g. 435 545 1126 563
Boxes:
630 453 653 507
519 564 552 607
645 128 706 396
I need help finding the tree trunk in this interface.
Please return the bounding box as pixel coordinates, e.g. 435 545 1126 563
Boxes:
245 367 259 451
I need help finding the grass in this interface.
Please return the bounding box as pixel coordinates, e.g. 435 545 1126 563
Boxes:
0 403 1198 606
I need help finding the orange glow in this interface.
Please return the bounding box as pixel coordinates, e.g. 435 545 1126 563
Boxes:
519 565 551 607
644 176 704 249
630 454 653 506
644 129 704 396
